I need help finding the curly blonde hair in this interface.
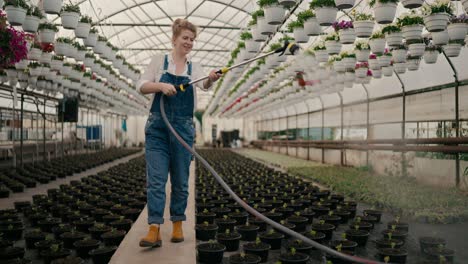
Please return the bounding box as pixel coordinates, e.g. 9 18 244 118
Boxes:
172 18 197 39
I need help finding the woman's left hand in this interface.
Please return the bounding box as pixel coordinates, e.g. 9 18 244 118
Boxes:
208 69 222 82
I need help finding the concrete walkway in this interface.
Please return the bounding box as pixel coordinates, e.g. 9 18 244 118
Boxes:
110 162 196 264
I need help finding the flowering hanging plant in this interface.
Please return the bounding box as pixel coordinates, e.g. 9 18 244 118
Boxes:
370 31 385 39
355 62 369 69
0 11 30 68
354 41 370 50
396 12 424 27
369 54 377 60
340 51 356 58
449 14 468 24
350 10 374 21
332 20 353 31
422 0 453 16
313 42 326 51
325 32 340 41
367 69 373 76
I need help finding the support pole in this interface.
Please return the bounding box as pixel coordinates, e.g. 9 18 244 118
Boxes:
318 97 325 164
362 84 370 168
43 99 47 162
338 92 344 166
20 94 24 166
394 71 406 177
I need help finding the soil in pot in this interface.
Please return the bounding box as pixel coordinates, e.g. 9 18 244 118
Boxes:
424 246 455 263
229 253 261 264
248 217 267 232
216 229 242 252
349 221 373 232
286 215 308 232
381 229 408 242
229 210 249 225
419 236 446 254
319 214 342 228
259 230 284 250
301 230 326 248
278 250 310 264
60 231 87 249
363 209 383 222
73 238 101 258
101 229 126 246
387 220 409 232
235 223 259 241
311 221 335 240
89 246 117 264
272 220 295 239
329 239 358 253
110 218 133 232
89 224 112 241
263 210 283 222
197 242 226 264
285 239 314 255
377 248 408 263
215 216 237 233
196 209 216 224
243 239 271 263
375 238 404 249
196 222 219 241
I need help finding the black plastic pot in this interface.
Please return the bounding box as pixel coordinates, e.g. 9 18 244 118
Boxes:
229 211 249 225
356 214 378 225
24 230 46 249
74 219 96 233
101 230 126 246
229 253 261 264
263 211 283 222
0 246 25 260
419 236 446 254
259 231 284 250
110 219 133 232
196 211 217 224
0 225 24 241
301 230 326 248
0 238 14 249
38 218 62 233
60 231 87 249
34 240 63 255
197 242 226 264
196 223 219 241
216 231 242 252
89 225 112 241
40 247 72 264
73 239 101 258
89 246 117 264
248 218 267 232
349 221 373 232
273 222 295 239
334 209 351 224
50 256 84 264
387 221 409 232
330 239 358 253
243 241 271 263
286 215 308 232
424 247 455 263
214 217 237 233
381 229 408 242
363 209 383 222
299 209 315 224
278 252 310 264
319 215 342 229
311 223 335 240
236 224 259 241
345 229 370 247
325 250 355 264
311 205 331 217
375 238 404 249
377 248 408 264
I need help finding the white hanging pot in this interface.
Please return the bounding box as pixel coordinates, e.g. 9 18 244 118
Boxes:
356 49 370 62
257 17 275 35
447 23 468 41
443 43 462 57
75 22 91 39
84 33 98 47
54 42 68 56
315 7 338 26
325 41 342 55
401 24 424 40
94 40 106 54
374 2 397 24
339 29 356 44
392 49 407 63
50 59 63 70
386 32 403 46
424 13 449 33
355 68 368 78
408 43 425 57
5 6 27 26
406 59 420 71
22 15 40 33
293 27 309 43
393 62 406 74
353 20 374 38
62 65 72 76
245 39 260 53
372 69 382 79
369 59 380 70
377 55 392 67
65 45 77 58
334 0 355 10
264 4 285 25
345 71 355 82
304 18 322 36
251 24 267 42
39 29 56 44
29 67 42 77
61 12 80 29
314 50 329 63
400 0 423 9
39 52 53 64
431 30 449 45
342 57 356 69
75 50 86 61
43 0 63 14
423 50 438 64
463 0 468 13
15 59 29 70
279 0 298 7
369 38 386 54
28 48 42 61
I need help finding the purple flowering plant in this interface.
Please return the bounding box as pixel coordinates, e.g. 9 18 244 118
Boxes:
0 11 30 68
332 20 353 32
450 14 468 24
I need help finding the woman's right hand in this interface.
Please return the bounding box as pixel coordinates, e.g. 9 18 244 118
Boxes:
159 83 177 96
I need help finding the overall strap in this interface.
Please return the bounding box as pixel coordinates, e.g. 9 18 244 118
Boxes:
187 61 192 76
163 54 169 72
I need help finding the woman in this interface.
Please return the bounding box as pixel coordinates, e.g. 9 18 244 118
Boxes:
136 18 221 247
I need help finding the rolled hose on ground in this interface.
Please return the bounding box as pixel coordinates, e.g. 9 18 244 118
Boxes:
159 96 388 264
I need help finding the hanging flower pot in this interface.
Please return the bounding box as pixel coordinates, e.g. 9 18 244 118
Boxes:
384 28 403 47
43 0 63 14
423 49 439 64
28 62 43 76
314 49 329 63
279 0 298 7
338 28 356 44
251 24 267 42
342 56 356 69
15 59 28 70
424 13 450 33
28 46 42 61
5 4 28 26
60 4 81 30
447 23 468 41
401 0 423 9
84 30 98 47
406 57 420 71
39 52 53 64
315 7 338 26
334 0 355 10
75 16 92 39
50 56 63 70
353 20 374 38
372 69 382 78
38 22 59 44
94 37 107 54
345 71 355 82
22 13 41 33
264 4 286 25
245 39 260 53
293 27 309 43
355 67 368 78
401 25 424 41
407 42 425 57
373 2 397 24
369 37 386 54
443 42 462 57
392 47 407 63
304 18 321 36
355 49 370 62
325 40 342 54
463 0 468 13
369 57 380 70
258 17 275 35
393 62 406 74
431 30 449 45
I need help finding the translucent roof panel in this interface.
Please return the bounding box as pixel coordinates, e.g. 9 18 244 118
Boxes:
44 0 255 111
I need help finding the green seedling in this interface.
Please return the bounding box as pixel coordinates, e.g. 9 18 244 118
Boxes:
384 256 390 263
354 225 359 230
390 242 396 249
387 232 393 240
255 237 261 244
309 230 317 236
336 243 342 252
319 220 325 225
329 211 334 216
295 212 301 216
341 233 347 240
391 225 396 231
290 247 296 255
202 208 209 213
225 229 230 234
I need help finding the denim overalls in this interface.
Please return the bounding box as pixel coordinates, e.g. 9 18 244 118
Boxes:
145 54 195 224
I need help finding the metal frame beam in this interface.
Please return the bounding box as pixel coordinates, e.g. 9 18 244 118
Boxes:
96 23 242 30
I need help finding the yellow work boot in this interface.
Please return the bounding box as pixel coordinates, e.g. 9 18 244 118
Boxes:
139 224 162 247
171 221 184 243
